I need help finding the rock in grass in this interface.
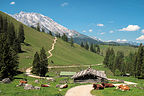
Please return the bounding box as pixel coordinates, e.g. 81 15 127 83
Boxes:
24 84 34 90
34 86 40 90
2 78 11 83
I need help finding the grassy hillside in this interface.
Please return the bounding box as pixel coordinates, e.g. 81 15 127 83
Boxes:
0 11 104 70
49 39 103 66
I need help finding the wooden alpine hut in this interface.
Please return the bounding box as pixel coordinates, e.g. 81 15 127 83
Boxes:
72 68 107 83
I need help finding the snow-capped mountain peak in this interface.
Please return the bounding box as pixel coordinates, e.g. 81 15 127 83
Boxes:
12 11 80 37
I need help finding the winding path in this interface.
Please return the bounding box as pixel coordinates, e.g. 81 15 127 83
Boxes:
25 37 57 79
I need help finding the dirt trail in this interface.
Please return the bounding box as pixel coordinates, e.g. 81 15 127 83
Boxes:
47 37 57 58
48 63 102 68
25 37 57 79
65 85 93 96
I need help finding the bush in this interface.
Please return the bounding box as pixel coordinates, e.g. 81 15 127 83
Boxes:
114 69 121 76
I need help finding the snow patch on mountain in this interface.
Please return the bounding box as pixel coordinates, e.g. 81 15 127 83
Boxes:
12 11 81 37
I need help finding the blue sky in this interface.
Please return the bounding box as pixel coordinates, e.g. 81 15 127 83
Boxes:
1 0 144 42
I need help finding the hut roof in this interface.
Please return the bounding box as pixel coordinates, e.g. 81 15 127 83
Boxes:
72 68 107 79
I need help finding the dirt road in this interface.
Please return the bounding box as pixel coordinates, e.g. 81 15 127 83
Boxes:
65 85 93 96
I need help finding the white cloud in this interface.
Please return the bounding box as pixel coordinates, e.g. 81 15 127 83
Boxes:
119 25 140 31
97 24 104 27
141 29 144 33
109 30 114 33
82 30 86 32
10 2 15 5
116 39 127 42
116 39 121 42
100 32 105 35
61 2 68 7
136 35 144 40
89 29 93 32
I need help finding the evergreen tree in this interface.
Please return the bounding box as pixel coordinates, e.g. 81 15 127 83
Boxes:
0 15 3 33
0 33 19 79
80 42 84 47
108 48 115 72
70 36 74 47
136 43 144 77
97 45 100 54
103 48 110 67
62 33 68 42
39 47 48 76
103 48 115 73
114 51 124 74
125 52 135 75
18 24 25 43
3 17 8 33
58 33 61 38
133 52 138 77
42 28 45 32
32 52 40 75
49 31 53 36
7 22 16 45
84 42 89 50
142 50 144 78
13 38 21 53
90 43 94 52
37 23 40 32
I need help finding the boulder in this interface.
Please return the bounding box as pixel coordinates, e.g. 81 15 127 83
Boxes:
2 78 11 83
34 86 41 90
24 84 34 90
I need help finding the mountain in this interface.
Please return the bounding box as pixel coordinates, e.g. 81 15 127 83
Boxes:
12 11 82 37
12 11 138 46
12 11 104 44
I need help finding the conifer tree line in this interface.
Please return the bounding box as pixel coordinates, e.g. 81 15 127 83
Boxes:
103 44 144 78
0 14 25 79
32 47 48 76
80 41 101 54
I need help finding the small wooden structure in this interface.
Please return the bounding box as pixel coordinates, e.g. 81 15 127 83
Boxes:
60 71 76 77
71 68 107 83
